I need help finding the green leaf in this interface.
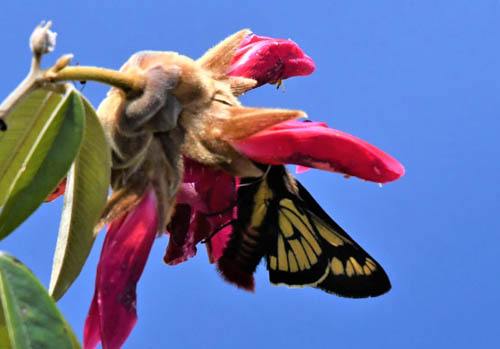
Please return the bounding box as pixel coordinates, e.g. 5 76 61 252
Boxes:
49 97 111 300
0 252 81 348
0 89 85 240
0 89 64 207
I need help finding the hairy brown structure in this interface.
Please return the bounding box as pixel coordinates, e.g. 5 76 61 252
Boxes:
96 29 306 231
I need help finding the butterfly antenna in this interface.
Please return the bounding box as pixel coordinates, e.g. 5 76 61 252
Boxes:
237 165 271 188
206 166 271 217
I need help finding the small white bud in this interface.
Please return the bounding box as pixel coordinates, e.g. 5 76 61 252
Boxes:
30 21 57 55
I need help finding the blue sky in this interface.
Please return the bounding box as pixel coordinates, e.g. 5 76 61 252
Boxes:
1 1 499 348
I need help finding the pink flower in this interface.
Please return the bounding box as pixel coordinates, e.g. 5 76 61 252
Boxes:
165 33 404 273
84 189 158 349
227 34 315 87
83 30 318 348
80 29 404 347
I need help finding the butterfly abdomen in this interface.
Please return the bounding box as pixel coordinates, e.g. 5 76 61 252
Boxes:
217 224 267 291
217 176 273 291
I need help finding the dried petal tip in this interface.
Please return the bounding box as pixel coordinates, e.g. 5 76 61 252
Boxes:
30 21 56 56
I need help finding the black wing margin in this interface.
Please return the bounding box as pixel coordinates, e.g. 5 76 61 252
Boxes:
295 180 391 298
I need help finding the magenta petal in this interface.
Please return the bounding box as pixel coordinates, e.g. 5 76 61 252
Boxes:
83 291 100 349
295 165 311 174
228 34 315 87
232 120 405 183
84 189 158 349
195 170 237 263
164 204 198 265
195 168 236 214
176 183 208 212
206 206 236 263
166 158 238 265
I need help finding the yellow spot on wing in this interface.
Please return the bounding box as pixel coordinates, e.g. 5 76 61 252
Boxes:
278 235 288 271
363 265 372 276
270 256 277 270
280 198 295 210
281 199 312 234
289 239 310 270
345 260 355 277
279 199 322 254
298 224 321 254
365 258 377 271
301 237 318 265
349 257 364 275
288 251 299 272
314 219 345 247
331 257 344 275
279 213 293 238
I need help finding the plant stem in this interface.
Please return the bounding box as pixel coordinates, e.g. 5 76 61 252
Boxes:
0 64 145 126
50 66 145 92
0 70 40 120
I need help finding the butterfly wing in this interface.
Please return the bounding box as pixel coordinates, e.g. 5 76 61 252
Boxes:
217 165 391 298
264 194 330 288
265 167 391 298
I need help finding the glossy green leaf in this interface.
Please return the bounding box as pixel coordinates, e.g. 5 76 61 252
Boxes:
0 252 81 348
0 89 85 240
49 97 111 300
0 89 64 206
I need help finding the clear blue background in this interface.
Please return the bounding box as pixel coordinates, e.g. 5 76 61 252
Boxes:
1 1 499 348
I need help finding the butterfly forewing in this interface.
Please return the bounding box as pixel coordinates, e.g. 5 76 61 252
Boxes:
295 181 391 297
265 194 331 287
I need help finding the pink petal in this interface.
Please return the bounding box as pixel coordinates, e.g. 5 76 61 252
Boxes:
295 165 311 174
231 120 405 183
164 205 199 265
176 184 208 213
205 206 236 263
182 156 212 183
83 292 100 349
84 189 158 349
165 159 237 265
227 34 315 87
194 168 236 214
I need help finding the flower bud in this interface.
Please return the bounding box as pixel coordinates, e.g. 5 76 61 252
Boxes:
30 21 57 56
